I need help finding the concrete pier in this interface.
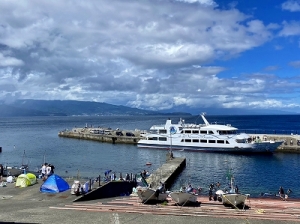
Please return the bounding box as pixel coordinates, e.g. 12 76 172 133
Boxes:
58 127 300 153
58 127 143 144
146 156 186 190
251 134 300 153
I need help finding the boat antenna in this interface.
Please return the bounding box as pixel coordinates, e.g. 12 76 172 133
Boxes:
201 112 210 126
194 114 201 124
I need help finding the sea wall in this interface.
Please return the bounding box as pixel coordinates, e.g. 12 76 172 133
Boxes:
251 134 300 153
58 128 300 153
58 128 143 144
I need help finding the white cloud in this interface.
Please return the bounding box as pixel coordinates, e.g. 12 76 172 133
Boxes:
0 0 298 113
282 0 300 12
0 53 24 66
279 21 300 36
175 0 217 6
289 60 300 68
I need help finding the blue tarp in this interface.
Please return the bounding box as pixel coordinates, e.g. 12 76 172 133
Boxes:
40 174 69 193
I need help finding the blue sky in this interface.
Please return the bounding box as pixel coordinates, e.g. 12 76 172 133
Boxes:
0 0 299 113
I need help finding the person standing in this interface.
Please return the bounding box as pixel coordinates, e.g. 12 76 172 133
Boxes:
279 186 284 200
0 164 3 182
46 164 52 178
41 163 46 178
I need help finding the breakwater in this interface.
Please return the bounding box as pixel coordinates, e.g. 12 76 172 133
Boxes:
58 127 143 144
58 127 300 153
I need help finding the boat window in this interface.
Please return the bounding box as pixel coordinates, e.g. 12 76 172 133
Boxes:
192 130 199 134
159 137 167 141
159 130 167 134
200 139 207 143
208 140 215 143
208 131 214 134
148 137 158 141
217 140 224 144
184 130 192 134
226 140 230 144
192 139 199 143
236 139 246 143
185 139 192 142
219 130 237 135
200 130 207 134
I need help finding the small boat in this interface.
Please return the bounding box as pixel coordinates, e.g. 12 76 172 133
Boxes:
221 172 248 208
137 113 284 153
170 191 197 205
170 184 198 206
136 187 168 203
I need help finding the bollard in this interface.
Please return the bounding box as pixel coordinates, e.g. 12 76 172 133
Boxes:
89 179 92 191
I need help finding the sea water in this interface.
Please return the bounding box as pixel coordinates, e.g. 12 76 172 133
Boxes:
0 115 299 198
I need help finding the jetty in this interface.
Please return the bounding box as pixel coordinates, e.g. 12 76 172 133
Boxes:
146 156 186 190
59 127 300 152
74 155 186 202
58 127 143 144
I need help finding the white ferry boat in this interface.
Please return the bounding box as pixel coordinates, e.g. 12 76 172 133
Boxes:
137 114 283 153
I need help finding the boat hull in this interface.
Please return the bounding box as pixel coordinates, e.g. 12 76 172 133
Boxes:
137 141 283 153
137 188 168 203
222 193 248 207
170 192 198 205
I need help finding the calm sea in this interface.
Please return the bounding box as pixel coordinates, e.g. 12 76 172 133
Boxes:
0 115 300 198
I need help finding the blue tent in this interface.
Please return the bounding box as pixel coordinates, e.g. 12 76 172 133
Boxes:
40 174 69 193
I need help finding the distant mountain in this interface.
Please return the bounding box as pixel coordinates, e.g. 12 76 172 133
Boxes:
160 106 297 115
0 99 295 117
0 99 190 117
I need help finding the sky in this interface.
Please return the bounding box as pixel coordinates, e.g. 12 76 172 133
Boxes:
0 0 300 113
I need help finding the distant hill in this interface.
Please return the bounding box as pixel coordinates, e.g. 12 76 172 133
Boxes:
0 100 190 117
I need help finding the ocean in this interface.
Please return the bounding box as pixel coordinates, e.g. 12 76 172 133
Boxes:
0 115 300 198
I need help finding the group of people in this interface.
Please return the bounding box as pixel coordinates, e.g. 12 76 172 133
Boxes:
40 163 55 180
103 170 133 182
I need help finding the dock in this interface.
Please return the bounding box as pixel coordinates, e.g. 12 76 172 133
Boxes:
58 127 143 144
146 156 186 190
73 155 186 202
59 127 300 152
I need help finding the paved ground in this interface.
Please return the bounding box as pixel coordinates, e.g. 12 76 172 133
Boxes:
0 179 300 224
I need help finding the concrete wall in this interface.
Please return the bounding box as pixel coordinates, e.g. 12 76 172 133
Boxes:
74 181 137 202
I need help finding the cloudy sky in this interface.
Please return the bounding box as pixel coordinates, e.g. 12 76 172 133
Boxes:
0 0 300 113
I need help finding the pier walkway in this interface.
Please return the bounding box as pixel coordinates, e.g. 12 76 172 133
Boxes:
145 156 186 190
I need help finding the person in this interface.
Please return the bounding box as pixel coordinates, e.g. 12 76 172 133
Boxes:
41 163 46 178
0 164 3 182
208 187 213 201
125 173 130 181
46 164 52 178
216 182 220 188
235 185 239 193
186 184 193 193
50 164 55 174
279 186 284 200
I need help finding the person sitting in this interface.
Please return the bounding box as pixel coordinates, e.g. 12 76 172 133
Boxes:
186 184 193 193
